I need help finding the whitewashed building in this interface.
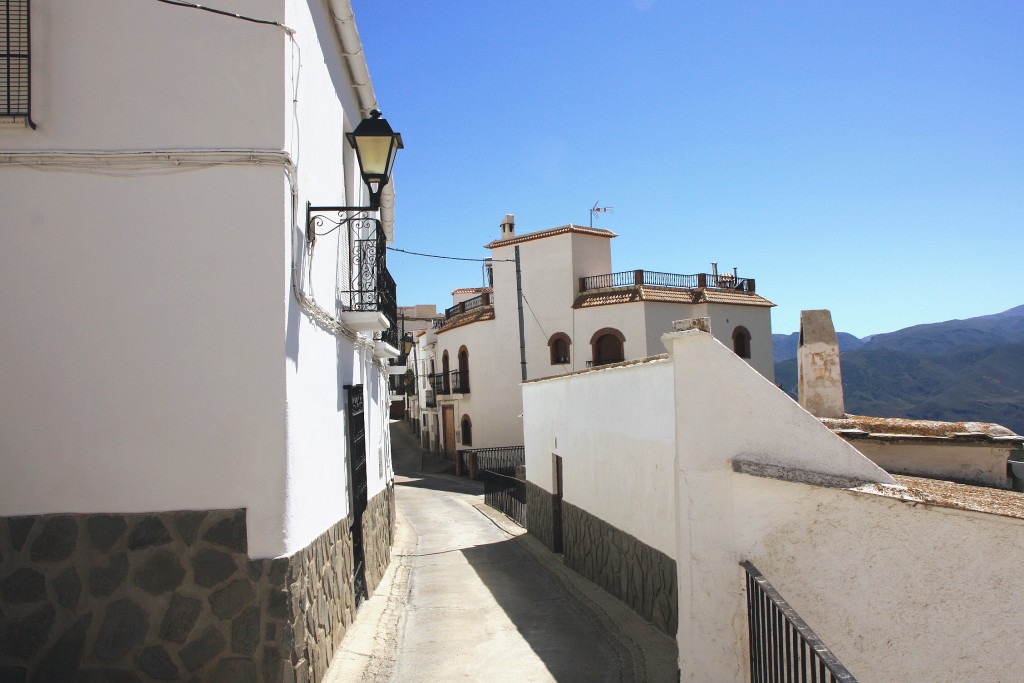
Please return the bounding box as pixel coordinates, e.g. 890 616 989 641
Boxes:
421 214 775 453
523 322 1024 681
0 2 399 681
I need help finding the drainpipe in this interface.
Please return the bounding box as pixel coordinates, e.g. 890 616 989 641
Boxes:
326 0 396 241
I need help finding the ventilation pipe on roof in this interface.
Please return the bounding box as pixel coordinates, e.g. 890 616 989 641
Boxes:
326 0 395 240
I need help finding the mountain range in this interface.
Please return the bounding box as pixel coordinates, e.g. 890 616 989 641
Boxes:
774 305 1024 434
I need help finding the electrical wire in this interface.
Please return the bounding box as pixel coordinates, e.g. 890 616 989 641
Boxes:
387 246 514 263
154 0 295 34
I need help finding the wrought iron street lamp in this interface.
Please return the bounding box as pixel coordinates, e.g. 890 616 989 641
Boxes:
347 109 404 210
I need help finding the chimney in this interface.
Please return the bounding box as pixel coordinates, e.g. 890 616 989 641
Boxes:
499 213 515 240
798 310 846 419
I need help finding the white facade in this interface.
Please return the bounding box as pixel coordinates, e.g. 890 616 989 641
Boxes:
523 327 1024 681
428 217 774 451
0 0 396 559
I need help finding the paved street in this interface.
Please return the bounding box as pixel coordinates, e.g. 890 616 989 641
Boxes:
325 421 678 682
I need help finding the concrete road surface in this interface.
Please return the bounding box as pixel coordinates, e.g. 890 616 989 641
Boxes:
325 421 678 682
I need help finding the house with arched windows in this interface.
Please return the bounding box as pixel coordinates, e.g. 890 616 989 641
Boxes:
415 214 775 452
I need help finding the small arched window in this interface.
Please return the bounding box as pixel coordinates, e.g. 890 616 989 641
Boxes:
548 333 571 365
590 328 625 366
461 415 472 446
733 326 752 359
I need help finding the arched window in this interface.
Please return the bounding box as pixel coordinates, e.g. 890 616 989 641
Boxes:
590 328 625 366
461 415 472 446
441 350 450 393
548 333 571 365
733 326 751 359
457 346 470 393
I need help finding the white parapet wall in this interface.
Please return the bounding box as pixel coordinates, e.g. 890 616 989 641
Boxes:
665 328 1024 681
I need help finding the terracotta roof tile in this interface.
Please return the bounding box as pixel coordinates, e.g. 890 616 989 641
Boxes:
452 287 493 295
437 305 495 332
890 475 1024 520
824 415 1023 443
484 224 617 249
697 289 775 306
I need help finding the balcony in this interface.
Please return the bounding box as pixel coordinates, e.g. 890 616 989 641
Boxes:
428 373 449 396
450 369 470 394
445 292 491 319
578 270 755 294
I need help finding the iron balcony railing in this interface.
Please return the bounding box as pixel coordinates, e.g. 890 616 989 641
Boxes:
742 561 857 683
424 389 436 409
329 219 398 348
450 369 470 394
445 292 491 318
1 0 35 128
578 269 755 294
428 373 449 396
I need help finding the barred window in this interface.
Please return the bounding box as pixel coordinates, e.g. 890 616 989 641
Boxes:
1 0 34 127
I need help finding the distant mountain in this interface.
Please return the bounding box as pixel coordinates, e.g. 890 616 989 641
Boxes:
774 305 1024 434
773 331 864 362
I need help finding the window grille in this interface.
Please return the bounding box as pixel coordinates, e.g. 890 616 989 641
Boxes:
1 0 34 128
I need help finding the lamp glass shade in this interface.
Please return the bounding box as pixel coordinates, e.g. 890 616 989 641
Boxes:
345 110 403 204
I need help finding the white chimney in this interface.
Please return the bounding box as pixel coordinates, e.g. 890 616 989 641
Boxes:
798 309 846 419
500 213 515 240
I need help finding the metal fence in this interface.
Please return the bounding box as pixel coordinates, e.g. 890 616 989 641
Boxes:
578 269 755 293
473 446 526 526
742 561 857 683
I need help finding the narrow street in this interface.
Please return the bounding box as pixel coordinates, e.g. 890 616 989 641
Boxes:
326 421 678 682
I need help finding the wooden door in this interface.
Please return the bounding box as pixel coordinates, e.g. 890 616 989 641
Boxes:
442 405 456 455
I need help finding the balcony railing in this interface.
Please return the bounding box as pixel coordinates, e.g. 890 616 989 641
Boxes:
579 269 755 294
742 561 857 683
425 389 436 409
428 373 449 396
445 292 491 319
450 369 470 394
327 219 398 348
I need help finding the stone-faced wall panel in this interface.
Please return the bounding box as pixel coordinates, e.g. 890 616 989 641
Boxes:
525 481 554 551
0 506 391 683
561 501 677 636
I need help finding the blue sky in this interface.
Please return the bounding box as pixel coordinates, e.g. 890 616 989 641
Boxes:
352 1 1023 338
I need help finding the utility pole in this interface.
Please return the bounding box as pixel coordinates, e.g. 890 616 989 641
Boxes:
515 246 527 381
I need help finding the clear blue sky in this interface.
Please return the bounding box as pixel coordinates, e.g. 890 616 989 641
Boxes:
352 1 1023 338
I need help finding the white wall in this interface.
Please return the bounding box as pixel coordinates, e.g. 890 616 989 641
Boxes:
850 439 1013 489
0 164 289 559
0 0 394 558
523 359 677 556
664 329 1024 681
0 0 283 151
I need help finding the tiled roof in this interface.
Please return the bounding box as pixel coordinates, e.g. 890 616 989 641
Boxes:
452 287 492 295
891 475 1024 520
437 305 495 333
484 224 617 249
573 286 774 309
824 415 1023 443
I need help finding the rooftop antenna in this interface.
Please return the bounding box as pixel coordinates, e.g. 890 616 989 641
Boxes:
590 202 613 229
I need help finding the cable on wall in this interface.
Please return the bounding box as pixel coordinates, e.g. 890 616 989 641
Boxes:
386 246 514 263
153 0 295 34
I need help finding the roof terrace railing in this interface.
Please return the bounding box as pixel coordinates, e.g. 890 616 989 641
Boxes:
445 292 491 319
578 270 755 294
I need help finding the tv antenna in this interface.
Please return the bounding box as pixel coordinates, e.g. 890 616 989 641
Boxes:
590 202 613 228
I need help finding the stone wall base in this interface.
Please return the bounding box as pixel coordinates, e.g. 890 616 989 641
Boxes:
560 502 678 636
525 480 555 552
1 497 395 683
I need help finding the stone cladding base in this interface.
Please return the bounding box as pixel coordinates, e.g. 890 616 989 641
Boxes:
0 486 395 682
557 501 678 637
525 481 555 552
